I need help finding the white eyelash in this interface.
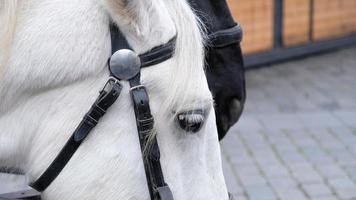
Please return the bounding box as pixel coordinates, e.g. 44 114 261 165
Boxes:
178 114 204 123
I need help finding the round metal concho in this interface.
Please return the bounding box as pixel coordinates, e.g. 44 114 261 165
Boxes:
109 49 141 80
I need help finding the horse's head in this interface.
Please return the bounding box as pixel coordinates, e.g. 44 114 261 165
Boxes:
0 0 229 199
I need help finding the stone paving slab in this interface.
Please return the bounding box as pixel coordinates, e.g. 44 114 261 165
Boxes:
222 46 356 200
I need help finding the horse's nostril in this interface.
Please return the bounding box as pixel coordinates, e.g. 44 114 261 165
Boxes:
176 111 205 133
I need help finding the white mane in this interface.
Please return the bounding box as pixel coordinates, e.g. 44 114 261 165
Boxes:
160 0 209 117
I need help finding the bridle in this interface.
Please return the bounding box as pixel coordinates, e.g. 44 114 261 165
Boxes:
1 21 237 200
0 24 176 200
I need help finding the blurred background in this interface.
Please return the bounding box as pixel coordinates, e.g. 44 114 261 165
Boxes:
221 1 356 200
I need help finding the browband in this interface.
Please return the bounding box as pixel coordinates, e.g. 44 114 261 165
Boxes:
140 37 177 68
110 25 177 68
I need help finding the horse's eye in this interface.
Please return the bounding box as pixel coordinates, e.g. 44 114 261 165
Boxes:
176 110 205 133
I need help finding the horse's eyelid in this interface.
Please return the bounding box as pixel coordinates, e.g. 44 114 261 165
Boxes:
176 101 212 115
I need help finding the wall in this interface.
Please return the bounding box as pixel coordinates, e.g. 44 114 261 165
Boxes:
227 0 356 54
228 0 274 54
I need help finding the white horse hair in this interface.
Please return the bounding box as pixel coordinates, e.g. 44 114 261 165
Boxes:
0 0 229 199
0 0 17 76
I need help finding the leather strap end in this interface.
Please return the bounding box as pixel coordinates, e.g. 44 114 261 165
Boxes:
155 185 174 200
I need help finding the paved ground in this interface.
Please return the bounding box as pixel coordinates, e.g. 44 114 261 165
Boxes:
221 46 356 200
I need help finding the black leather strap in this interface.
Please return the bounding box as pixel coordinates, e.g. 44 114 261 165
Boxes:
140 36 177 68
110 25 132 52
209 24 242 48
29 23 176 198
31 79 122 192
129 76 173 200
111 24 176 68
111 22 174 200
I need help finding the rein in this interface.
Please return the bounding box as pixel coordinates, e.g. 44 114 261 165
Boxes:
0 25 176 200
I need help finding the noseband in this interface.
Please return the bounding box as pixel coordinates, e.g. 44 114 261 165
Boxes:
0 25 176 200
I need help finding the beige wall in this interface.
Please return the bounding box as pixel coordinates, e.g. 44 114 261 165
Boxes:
227 0 274 54
227 0 356 54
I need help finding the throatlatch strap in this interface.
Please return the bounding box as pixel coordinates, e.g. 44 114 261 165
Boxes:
31 79 122 192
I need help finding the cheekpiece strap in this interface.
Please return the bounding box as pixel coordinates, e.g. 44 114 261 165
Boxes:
31 79 122 192
130 82 154 136
129 76 173 200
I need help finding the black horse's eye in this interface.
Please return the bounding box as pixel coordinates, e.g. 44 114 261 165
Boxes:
176 110 205 133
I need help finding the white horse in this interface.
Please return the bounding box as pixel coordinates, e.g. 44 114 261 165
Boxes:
0 0 229 199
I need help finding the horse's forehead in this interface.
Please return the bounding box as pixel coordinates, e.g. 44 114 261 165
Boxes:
104 0 177 54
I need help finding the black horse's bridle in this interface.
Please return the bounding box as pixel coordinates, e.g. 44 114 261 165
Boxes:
0 25 176 200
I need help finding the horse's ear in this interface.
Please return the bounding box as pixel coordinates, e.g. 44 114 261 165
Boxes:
101 0 151 32
0 0 18 76
102 0 132 21
101 0 176 52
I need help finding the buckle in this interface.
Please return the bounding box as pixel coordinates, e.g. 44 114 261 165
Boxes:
97 77 122 110
83 77 122 127
100 77 120 94
137 117 154 134
130 85 154 134
74 77 122 142
129 84 145 92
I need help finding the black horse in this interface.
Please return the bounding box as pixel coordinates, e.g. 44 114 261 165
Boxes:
189 0 246 140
